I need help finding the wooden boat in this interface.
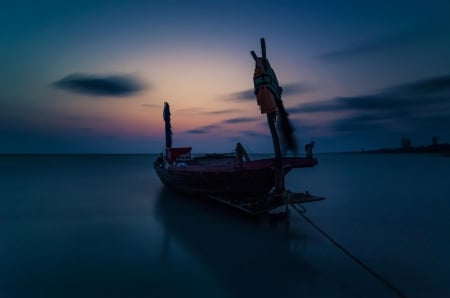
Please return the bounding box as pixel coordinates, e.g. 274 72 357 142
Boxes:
154 149 317 197
154 38 323 215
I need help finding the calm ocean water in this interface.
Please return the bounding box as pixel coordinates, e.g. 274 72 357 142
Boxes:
1 154 449 298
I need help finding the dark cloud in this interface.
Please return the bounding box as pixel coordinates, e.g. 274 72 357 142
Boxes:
288 99 344 114
293 75 450 113
185 129 208 134
229 82 314 101
281 82 316 96
185 117 257 134
385 75 450 95
51 73 145 97
185 124 219 134
331 112 450 136
316 25 442 61
316 36 402 61
290 94 419 114
231 89 255 101
332 114 393 133
222 117 257 124
203 109 240 115
292 74 450 135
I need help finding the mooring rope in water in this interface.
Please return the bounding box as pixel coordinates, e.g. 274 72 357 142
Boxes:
291 204 406 298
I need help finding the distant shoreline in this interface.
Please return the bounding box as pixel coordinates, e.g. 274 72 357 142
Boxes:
1 147 449 157
354 143 450 156
0 153 155 156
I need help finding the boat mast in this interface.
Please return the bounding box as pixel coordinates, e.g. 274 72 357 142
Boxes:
163 102 172 158
251 38 285 194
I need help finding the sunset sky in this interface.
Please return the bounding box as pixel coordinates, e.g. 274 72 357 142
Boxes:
1 0 450 153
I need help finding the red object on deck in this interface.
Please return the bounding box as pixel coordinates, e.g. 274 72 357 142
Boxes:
166 147 192 163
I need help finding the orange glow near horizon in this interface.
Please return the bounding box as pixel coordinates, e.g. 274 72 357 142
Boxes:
2 36 350 154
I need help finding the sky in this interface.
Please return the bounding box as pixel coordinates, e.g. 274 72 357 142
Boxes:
1 0 450 153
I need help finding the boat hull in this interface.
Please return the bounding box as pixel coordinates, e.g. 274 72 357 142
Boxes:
153 156 317 197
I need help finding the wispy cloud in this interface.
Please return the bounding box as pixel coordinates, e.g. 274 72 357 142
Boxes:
229 82 314 101
222 117 257 124
316 25 443 61
384 75 450 95
281 83 316 96
185 124 220 134
185 129 208 134
141 103 159 108
51 73 145 97
296 75 450 113
202 109 240 115
291 74 450 134
331 114 394 133
184 116 257 134
230 89 254 101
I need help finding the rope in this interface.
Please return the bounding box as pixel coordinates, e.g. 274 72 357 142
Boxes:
291 204 406 298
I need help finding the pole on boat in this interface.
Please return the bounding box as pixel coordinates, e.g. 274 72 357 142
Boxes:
163 102 172 161
267 112 284 193
251 38 285 195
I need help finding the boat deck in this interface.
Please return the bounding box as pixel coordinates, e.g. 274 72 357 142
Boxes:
209 191 324 216
168 157 317 174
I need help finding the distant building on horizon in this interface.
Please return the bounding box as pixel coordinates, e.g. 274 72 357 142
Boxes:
432 136 438 146
401 137 412 149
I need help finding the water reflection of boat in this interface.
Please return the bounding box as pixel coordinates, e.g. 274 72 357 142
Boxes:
155 188 319 298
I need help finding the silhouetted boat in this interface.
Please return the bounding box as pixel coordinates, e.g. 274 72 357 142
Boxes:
153 38 323 215
153 146 317 196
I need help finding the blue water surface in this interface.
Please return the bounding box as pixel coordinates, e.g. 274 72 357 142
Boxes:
1 154 449 298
